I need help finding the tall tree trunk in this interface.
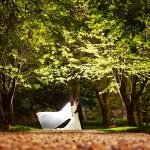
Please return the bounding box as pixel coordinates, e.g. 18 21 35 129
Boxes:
101 104 110 126
126 103 136 126
7 78 17 123
68 79 80 100
136 99 143 126
74 79 80 99
1 78 17 123
96 90 110 127
102 91 110 126
2 94 15 123
0 91 5 122
1 58 22 124
7 100 15 123
145 107 149 125
68 84 74 100
119 73 137 126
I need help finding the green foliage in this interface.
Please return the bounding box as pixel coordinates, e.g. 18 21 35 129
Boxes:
0 0 150 125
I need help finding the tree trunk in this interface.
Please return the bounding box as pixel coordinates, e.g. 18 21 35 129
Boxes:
0 92 5 122
101 104 110 126
74 80 80 99
102 91 110 126
136 99 143 126
145 108 149 125
1 78 16 124
68 84 74 100
126 104 137 126
68 79 80 100
7 100 15 123
96 90 110 127
1 94 15 123
0 59 22 124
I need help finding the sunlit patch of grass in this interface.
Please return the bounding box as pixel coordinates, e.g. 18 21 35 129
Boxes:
11 125 35 131
99 125 150 133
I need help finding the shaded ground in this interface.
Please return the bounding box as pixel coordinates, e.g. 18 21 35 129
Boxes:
0 130 150 150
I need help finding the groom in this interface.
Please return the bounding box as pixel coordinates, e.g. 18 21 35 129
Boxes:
74 98 84 129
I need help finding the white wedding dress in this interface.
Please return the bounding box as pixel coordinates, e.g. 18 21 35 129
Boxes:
36 102 72 129
58 104 82 130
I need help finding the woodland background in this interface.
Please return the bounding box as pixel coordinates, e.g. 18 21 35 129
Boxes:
0 0 150 128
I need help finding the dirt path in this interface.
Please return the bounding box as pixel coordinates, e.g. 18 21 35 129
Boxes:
0 130 150 150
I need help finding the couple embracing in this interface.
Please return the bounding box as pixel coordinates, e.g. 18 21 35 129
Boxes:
36 98 84 130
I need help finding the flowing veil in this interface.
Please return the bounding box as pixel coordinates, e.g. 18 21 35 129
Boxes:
36 102 72 129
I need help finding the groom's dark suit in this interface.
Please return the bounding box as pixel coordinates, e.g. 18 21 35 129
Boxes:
75 102 84 129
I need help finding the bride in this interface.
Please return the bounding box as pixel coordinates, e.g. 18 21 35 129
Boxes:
57 100 82 130
36 100 82 130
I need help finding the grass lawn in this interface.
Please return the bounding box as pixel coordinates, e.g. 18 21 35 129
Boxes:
99 125 150 133
0 122 150 133
0 124 39 132
84 121 150 133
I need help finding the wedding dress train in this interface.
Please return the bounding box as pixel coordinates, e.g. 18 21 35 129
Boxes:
36 102 72 129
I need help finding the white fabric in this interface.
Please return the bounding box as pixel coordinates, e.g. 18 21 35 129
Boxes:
57 105 82 130
36 102 72 129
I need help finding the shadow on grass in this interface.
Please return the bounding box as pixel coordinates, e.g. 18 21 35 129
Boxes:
0 125 37 132
83 121 107 129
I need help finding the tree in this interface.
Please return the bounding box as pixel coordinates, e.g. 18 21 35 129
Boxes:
81 0 150 126
0 0 58 123
34 0 88 100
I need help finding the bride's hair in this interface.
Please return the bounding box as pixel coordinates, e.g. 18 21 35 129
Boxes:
70 100 74 106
